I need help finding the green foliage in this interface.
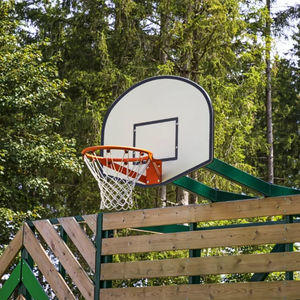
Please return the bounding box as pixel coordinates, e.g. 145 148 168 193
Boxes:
246 24 300 188
272 56 300 187
0 3 82 214
12 0 273 205
0 207 45 255
10 0 297 208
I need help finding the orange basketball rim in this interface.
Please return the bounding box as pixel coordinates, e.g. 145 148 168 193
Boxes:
82 145 162 185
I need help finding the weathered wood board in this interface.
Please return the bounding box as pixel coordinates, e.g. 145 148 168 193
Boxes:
102 195 300 230
102 222 300 255
100 281 300 300
100 252 300 280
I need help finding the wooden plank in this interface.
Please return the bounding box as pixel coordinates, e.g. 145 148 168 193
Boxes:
102 223 300 255
100 252 300 280
33 220 94 300
59 217 96 272
83 214 97 234
100 281 300 300
0 227 23 278
102 195 300 230
23 223 75 300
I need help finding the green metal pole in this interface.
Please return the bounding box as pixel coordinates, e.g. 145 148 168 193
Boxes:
94 213 103 300
188 223 201 284
59 227 67 279
19 221 35 300
0 261 22 299
18 250 32 299
101 230 113 289
21 260 49 300
285 215 294 280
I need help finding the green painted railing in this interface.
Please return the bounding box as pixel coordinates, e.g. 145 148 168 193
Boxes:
173 158 299 202
0 259 48 300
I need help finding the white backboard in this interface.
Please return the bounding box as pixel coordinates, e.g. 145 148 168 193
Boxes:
101 76 214 186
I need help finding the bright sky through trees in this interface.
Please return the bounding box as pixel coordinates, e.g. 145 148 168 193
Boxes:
272 0 300 58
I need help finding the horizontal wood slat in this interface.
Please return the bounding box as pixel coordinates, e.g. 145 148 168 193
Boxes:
99 281 300 300
100 252 300 280
102 223 300 255
33 220 94 300
59 217 96 272
23 224 75 299
0 227 23 278
102 195 300 230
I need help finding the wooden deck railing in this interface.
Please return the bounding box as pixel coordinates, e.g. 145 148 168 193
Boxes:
1 195 300 299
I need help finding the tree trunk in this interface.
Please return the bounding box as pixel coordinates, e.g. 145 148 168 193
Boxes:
175 1 193 206
266 0 274 183
189 171 198 204
160 185 167 207
158 1 169 207
176 186 189 206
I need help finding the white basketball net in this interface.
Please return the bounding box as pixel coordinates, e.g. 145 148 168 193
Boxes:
83 148 150 211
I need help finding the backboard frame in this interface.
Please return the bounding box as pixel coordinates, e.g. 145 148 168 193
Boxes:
101 75 214 187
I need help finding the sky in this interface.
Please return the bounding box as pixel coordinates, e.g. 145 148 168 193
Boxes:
272 0 300 58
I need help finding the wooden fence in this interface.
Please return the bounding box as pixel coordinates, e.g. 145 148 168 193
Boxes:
1 195 300 299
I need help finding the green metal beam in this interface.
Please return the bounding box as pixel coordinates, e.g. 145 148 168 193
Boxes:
173 176 255 202
205 158 300 197
0 260 48 300
0 261 21 299
250 244 285 282
135 216 300 235
197 219 300 231
135 224 190 233
21 260 48 300
19 247 33 300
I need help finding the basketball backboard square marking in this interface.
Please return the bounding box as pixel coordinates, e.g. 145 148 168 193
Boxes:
133 117 178 161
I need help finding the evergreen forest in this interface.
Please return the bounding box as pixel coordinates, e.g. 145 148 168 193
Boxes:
0 0 299 293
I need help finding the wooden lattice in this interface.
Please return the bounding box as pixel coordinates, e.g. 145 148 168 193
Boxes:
1 195 300 299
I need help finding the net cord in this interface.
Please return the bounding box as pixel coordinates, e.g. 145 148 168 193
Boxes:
83 150 150 211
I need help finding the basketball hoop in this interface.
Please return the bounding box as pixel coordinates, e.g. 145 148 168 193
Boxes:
82 145 162 211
